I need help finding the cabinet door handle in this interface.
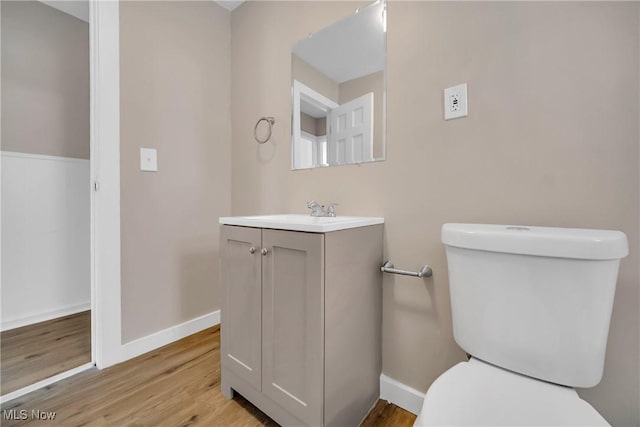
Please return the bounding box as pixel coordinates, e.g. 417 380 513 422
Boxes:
261 248 269 256
249 247 256 254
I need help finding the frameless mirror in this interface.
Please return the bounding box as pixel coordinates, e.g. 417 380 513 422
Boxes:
291 0 386 170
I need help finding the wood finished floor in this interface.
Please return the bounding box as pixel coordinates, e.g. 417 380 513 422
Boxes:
1 326 416 426
1 311 91 394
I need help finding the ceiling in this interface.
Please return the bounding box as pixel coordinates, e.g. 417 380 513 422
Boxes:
292 1 385 84
40 1 244 21
39 1 89 23
216 1 245 12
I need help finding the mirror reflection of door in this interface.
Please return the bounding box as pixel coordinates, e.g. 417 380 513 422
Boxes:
1 0 91 395
291 0 386 170
293 80 338 169
327 93 374 165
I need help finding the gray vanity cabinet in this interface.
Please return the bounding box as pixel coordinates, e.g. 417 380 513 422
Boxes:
261 229 324 425
220 226 262 390
220 224 383 427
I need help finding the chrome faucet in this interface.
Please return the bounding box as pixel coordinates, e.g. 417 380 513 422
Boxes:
326 203 337 217
307 201 338 217
307 200 326 217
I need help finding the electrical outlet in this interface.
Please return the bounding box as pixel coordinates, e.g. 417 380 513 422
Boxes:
444 83 468 120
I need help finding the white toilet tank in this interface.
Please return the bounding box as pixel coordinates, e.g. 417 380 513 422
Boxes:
442 224 628 388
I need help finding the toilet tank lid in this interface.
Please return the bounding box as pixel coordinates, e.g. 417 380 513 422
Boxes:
441 223 628 260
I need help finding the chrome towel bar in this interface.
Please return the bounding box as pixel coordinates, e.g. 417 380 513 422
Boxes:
381 260 432 278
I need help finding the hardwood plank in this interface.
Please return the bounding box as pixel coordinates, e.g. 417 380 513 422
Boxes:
1 325 415 426
361 399 416 427
1 311 91 394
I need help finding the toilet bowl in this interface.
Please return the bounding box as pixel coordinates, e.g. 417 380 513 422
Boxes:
415 358 608 426
414 224 628 426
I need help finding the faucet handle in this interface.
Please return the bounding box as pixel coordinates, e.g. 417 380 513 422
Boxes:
326 203 338 217
307 200 319 209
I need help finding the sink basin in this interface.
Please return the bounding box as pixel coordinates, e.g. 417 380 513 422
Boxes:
219 214 384 233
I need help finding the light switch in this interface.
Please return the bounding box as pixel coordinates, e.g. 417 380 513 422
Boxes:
140 148 158 172
444 83 468 120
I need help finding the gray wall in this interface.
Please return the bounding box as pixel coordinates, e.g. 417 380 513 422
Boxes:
300 113 326 137
230 2 639 426
119 1 231 342
1 1 89 159
292 54 339 103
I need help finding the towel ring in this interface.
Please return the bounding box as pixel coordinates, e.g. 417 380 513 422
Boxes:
254 116 275 144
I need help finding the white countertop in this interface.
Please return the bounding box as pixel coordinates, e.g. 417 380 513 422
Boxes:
219 214 384 233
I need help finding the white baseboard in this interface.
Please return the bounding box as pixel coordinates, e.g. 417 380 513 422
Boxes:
1 303 91 332
120 310 220 362
0 362 94 404
380 373 426 416
1 151 89 163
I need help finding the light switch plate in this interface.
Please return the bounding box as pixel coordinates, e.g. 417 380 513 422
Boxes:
444 83 468 120
140 148 158 172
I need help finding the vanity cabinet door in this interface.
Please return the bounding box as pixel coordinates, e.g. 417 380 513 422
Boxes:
220 225 262 390
261 229 324 426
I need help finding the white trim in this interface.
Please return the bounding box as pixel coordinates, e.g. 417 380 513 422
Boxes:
89 0 121 369
0 363 94 405
380 373 426 416
295 80 339 113
300 130 319 141
89 0 98 369
0 151 89 164
291 80 339 170
1 303 91 332
120 311 220 362
39 1 89 23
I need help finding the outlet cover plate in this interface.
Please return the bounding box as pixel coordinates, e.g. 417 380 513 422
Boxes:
444 83 468 120
140 148 158 172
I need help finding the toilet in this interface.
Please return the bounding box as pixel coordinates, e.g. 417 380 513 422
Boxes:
415 223 628 426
